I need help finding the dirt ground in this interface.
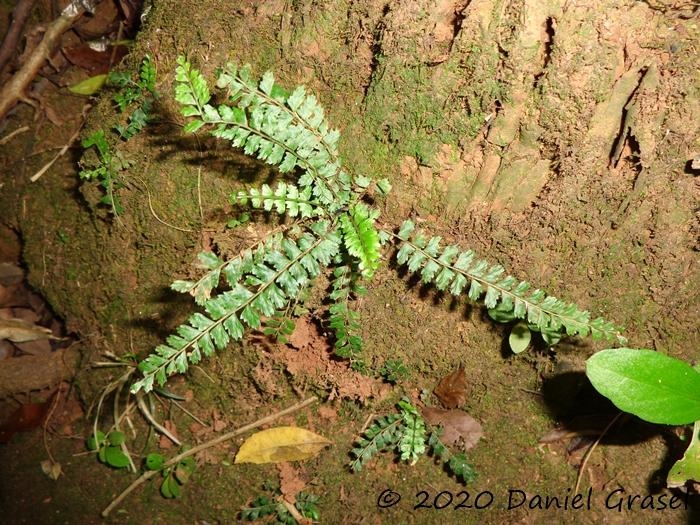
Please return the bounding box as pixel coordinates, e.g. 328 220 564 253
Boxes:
0 1 698 524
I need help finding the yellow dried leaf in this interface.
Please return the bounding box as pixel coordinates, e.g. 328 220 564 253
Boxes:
235 426 332 464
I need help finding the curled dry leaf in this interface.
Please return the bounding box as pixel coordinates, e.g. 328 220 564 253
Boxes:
41 460 62 480
0 318 54 343
422 407 483 450
235 426 332 464
433 363 468 409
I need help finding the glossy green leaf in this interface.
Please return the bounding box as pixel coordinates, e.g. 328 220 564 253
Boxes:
586 349 700 425
666 421 700 488
145 453 165 471
104 446 130 468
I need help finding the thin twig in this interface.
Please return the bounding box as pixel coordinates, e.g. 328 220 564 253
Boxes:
0 125 30 145
42 385 64 466
101 395 318 517
0 0 37 76
573 412 623 494
135 392 182 446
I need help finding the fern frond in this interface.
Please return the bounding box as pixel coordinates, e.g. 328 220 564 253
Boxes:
262 312 296 344
131 223 341 393
339 203 381 278
427 431 477 484
174 57 352 212
328 263 366 362
234 182 322 218
170 244 266 306
328 302 363 361
349 413 403 472
397 399 427 465
395 220 626 344
173 56 210 133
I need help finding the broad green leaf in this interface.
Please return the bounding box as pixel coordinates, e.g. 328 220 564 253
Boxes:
161 474 181 498
509 321 531 354
586 348 700 425
86 431 105 451
235 426 332 464
107 431 125 446
104 446 130 468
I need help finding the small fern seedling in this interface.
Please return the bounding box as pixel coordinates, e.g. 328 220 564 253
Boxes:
131 58 390 393
109 54 158 139
350 399 477 483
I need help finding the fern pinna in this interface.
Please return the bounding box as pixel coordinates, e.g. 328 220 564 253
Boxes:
131 58 387 393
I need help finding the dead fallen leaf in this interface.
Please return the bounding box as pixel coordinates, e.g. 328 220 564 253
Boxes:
235 426 332 464
422 407 483 450
434 363 468 409
0 317 54 343
41 460 62 480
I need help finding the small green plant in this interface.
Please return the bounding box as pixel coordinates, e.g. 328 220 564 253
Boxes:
108 54 158 139
79 130 131 215
144 452 196 498
350 398 477 484
586 348 700 488
240 485 320 524
87 430 131 469
379 359 410 383
130 56 391 393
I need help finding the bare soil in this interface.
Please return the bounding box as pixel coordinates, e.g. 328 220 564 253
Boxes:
0 1 698 524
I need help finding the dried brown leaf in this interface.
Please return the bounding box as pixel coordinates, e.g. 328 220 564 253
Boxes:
434 363 468 409
422 407 483 450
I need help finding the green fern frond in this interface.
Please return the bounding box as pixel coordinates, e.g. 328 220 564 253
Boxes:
427 431 477 484
262 311 296 344
395 220 626 344
328 263 366 362
131 223 340 393
339 203 381 278
234 182 322 218
174 57 352 212
397 399 427 465
170 245 266 306
349 413 402 472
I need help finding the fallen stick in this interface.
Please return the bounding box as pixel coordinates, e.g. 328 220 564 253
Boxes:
0 0 37 77
101 395 319 517
0 0 99 120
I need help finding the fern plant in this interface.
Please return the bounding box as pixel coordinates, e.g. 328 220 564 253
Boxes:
130 57 626 393
350 398 477 484
131 57 389 393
